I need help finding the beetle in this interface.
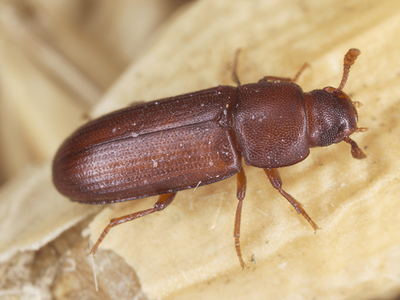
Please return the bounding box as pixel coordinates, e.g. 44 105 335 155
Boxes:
52 48 367 269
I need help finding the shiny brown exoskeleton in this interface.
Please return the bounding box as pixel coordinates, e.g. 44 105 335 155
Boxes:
53 49 367 269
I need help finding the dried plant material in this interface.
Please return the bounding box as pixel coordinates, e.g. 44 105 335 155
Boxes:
0 162 97 262
0 218 147 300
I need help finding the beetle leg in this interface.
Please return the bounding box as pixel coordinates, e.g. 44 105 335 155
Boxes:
232 49 242 86
264 168 320 232
234 166 248 269
259 63 310 83
89 192 176 257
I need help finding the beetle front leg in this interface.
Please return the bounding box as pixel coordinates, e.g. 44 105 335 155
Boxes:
89 192 177 257
264 168 320 232
234 166 247 269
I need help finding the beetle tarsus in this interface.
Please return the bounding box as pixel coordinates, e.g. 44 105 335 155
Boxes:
234 197 247 270
89 225 111 257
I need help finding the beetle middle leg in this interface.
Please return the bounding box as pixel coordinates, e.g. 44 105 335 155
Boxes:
264 168 320 232
234 166 247 269
89 192 176 257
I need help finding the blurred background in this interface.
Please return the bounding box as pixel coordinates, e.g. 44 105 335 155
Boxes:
0 0 192 186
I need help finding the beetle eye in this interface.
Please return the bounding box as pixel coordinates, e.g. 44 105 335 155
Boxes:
318 126 338 146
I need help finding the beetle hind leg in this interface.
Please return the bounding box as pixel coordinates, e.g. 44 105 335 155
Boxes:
89 192 176 257
264 168 320 232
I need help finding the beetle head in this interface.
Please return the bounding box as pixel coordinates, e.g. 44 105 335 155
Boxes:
304 48 367 159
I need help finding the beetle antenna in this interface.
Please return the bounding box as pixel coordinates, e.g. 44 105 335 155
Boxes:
355 127 368 133
344 136 366 159
337 48 361 92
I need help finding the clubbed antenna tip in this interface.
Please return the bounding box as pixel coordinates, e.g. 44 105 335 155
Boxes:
337 48 361 92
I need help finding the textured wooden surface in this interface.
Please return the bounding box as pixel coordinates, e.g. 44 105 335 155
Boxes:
1 0 400 299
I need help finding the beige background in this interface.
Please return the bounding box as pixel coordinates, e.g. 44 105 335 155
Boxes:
0 0 399 299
